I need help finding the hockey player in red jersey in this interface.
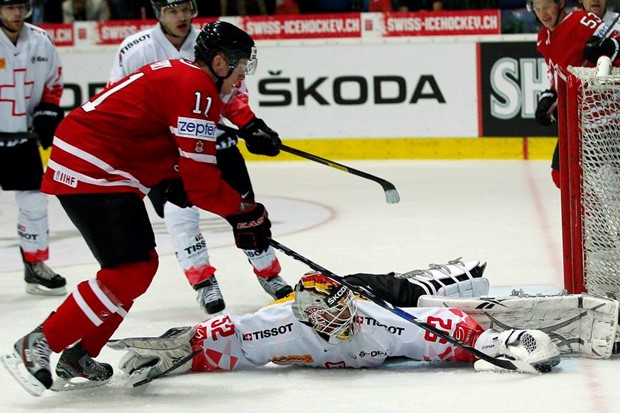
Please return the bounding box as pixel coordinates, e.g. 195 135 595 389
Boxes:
0 21 275 397
530 0 620 188
109 0 291 316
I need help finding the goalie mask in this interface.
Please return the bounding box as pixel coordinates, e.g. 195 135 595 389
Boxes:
292 273 358 344
150 0 197 20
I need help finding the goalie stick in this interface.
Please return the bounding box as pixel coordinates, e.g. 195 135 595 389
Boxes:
218 124 400 204
269 239 540 374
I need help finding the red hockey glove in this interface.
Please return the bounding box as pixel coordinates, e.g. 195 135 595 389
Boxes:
225 202 272 251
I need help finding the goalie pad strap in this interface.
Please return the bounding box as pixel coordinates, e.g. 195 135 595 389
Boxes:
418 293 619 359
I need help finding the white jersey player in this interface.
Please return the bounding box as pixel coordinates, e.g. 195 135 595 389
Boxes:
110 271 562 382
0 0 66 295
108 0 290 316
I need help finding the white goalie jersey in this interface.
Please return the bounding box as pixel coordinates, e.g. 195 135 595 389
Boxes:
189 296 482 371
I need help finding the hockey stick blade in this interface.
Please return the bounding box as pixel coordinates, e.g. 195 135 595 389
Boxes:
269 239 540 374
217 124 400 204
131 349 201 388
279 144 400 204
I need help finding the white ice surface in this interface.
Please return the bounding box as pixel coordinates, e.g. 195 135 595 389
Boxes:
1 160 618 413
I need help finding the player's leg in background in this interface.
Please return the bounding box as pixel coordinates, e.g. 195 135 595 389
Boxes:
163 201 225 314
2 140 66 295
217 145 292 299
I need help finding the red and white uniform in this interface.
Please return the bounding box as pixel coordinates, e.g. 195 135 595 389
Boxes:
42 59 241 217
537 10 620 89
0 22 63 262
107 24 275 290
0 23 62 140
190 298 482 371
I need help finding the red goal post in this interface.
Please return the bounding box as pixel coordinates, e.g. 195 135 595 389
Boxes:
559 66 620 298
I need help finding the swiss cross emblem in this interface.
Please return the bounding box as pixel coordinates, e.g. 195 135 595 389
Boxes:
0 68 34 116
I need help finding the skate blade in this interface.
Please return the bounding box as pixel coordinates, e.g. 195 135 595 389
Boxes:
50 377 110 392
25 284 67 296
0 350 47 397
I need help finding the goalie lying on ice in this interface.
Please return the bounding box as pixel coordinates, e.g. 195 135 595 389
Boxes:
109 260 563 381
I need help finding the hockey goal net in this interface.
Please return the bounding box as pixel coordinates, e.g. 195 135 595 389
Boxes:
560 66 620 298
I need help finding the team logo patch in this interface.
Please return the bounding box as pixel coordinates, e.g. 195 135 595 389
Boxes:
0 58 5 69
176 117 216 140
53 169 78 188
271 355 314 364
195 140 204 153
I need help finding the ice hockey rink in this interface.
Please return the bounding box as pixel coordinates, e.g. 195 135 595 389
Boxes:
0 160 618 413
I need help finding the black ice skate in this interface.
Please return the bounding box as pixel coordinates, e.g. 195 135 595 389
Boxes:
258 275 293 300
196 275 226 314
52 344 113 391
21 249 67 296
0 324 52 396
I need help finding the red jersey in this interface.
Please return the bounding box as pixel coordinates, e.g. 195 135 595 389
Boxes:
42 59 242 218
537 10 619 89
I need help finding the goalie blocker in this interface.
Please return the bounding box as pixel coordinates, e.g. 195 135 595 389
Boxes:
418 293 620 359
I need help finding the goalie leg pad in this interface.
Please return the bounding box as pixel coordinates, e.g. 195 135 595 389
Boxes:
419 293 620 359
396 258 490 301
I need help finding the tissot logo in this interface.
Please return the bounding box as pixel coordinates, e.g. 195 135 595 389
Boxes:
356 316 405 335
257 72 445 107
243 323 294 340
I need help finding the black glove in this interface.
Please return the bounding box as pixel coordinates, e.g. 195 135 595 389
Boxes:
535 89 558 126
225 202 271 251
583 36 619 64
239 117 281 157
155 178 192 210
32 102 64 149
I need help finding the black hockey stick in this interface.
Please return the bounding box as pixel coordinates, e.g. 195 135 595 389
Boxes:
269 239 540 374
131 349 202 388
218 124 400 204
278 144 400 204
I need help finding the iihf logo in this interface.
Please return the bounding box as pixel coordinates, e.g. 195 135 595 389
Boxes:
195 140 204 153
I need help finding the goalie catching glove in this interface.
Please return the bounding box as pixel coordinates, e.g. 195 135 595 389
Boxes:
32 102 64 149
583 36 620 64
474 329 561 373
239 117 281 156
225 202 272 251
108 326 195 384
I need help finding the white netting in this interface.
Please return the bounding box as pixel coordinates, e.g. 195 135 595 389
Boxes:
568 66 620 298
